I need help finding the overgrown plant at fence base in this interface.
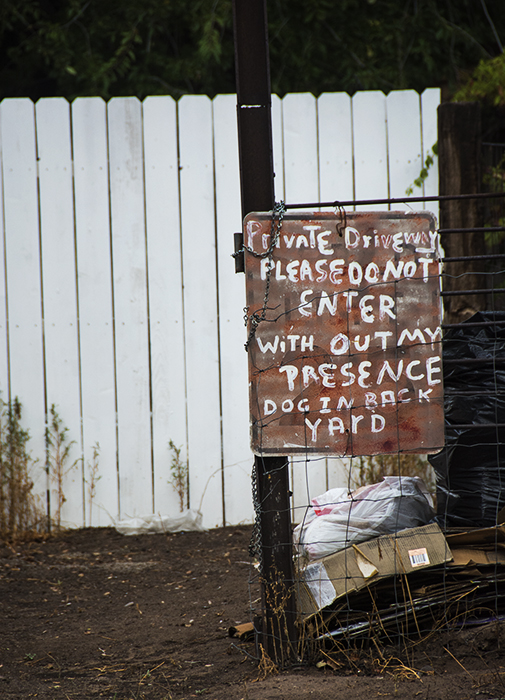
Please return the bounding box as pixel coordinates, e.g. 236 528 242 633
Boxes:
45 404 77 532
168 440 188 513
352 454 435 494
0 396 43 540
85 442 101 526
0 397 100 537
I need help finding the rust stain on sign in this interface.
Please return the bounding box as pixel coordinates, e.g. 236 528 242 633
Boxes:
244 211 444 457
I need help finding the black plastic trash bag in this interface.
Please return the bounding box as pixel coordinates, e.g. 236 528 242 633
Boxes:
429 311 505 528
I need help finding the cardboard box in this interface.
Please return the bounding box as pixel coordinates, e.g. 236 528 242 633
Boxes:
446 524 505 547
446 525 505 566
449 547 505 566
297 522 452 620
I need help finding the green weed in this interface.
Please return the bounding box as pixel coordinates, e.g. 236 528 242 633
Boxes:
85 442 101 526
45 404 77 532
405 142 438 196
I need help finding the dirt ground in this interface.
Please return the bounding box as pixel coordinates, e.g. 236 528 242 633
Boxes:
2 525 505 700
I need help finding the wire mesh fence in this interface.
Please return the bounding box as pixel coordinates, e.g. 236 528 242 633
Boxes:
242 188 505 666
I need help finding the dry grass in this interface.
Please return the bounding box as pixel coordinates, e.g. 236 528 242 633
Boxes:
0 396 44 541
168 440 188 513
45 404 77 533
256 644 279 681
351 453 435 492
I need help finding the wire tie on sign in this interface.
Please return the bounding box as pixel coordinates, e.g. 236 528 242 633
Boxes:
335 205 347 238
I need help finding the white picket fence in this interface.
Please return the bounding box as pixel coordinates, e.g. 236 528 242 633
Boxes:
0 89 440 530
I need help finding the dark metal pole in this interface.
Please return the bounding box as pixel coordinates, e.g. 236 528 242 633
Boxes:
232 0 297 665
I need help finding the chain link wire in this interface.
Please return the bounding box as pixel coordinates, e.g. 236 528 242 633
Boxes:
248 459 262 566
238 204 287 567
233 202 286 350
239 192 505 654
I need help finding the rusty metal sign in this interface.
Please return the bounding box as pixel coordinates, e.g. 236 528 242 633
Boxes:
244 211 444 456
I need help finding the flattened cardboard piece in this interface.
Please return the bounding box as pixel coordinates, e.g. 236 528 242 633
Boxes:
228 622 255 641
449 547 505 566
352 544 378 579
297 523 451 620
446 525 505 547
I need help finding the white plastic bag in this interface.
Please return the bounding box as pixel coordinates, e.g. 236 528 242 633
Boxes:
294 477 434 561
114 510 205 535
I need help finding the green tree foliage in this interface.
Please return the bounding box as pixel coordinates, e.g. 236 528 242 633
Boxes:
268 0 505 96
0 0 236 100
453 52 505 106
0 0 504 100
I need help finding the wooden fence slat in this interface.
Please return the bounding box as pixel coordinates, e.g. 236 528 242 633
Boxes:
0 98 47 508
143 96 188 516
281 93 328 513
213 94 253 526
178 95 223 529
272 94 285 202
317 92 354 206
107 97 152 518
282 93 319 205
327 457 352 491
286 93 327 502
72 97 118 526
421 88 441 221
35 97 83 528
0 123 9 397
386 90 423 208
291 451 328 518
352 91 389 210
291 456 330 526
316 91 355 506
